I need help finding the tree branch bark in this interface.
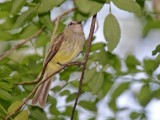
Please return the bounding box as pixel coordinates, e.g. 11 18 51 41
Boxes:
71 14 97 120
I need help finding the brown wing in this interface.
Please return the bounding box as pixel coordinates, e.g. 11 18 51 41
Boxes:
38 33 65 80
44 33 65 66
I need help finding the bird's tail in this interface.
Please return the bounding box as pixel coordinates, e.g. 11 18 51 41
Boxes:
32 73 53 107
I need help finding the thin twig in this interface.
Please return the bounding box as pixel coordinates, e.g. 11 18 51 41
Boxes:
71 14 97 120
0 28 44 61
5 61 82 120
52 8 76 22
51 17 60 45
0 104 13 120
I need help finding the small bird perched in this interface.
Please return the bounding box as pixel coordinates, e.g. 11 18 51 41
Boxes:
32 21 85 107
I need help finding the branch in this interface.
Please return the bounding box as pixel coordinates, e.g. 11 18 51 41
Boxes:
52 8 76 22
5 61 83 120
71 14 97 120
0 28 44 61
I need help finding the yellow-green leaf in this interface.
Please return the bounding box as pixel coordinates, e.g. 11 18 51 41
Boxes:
11 0 26 15
112 0 141 15
19 23 40 39
14 110 28 120
8 101 22 114
38 0 65 14
14 7 37 28
0 82 13 92
74 0 103 16
137 85 151 107
88 72 104 95
79 101 97 111
0 30 13 40
104 13 121 52
0 90 12 101
83 67 97 84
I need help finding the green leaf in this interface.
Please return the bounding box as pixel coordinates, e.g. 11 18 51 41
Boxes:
130 112 142 119
152 44 160 55
112 0 141 15
0 17 16 30
55 21 66 35
60 66 77 80
137 85 151 106
0 90 12 101
143 20 160 37
157 74 160 80
112 82 130 100
0 82 13 92
0 30 13 40
11 0 26 15
152 88 160 99
14 110 28 120
97 73 113 99
143 59 158 75
35 33 49 47
125 55 140 72
30 108 47 120
79 101 97 111
60 90 70 96
49 98 59 115
51 86 61 92
83 67 97 84
136 0 145 8
14 7 37 28
66 93 76 102
108 100 117 112
88 72 104 95
38 0 65 14
90 42 106 52
93 49 108 65
39 13 53 31
74 0 103 16
104 13 121 52
62 106 78 119
0 1 12 11
0 11 9 18
19 23 40 39
73 10 89 22
8 101 22 114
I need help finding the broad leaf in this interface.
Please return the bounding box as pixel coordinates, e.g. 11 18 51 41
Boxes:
19 23 40 39
11 0 26 15
143 20 160 37
137 85 151 106
74 0 103 16
14 7 37 28
79 101 97 111
112 0 141 15
14 110 28 120
0 90 12 101
88 72 104 95
38 0 65 14
104 13 121 52
8 101 22 114
83 67 97 84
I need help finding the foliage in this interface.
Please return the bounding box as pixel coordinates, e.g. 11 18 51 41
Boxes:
0 0 160 120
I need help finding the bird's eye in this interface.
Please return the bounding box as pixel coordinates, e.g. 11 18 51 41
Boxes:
68 22 74 26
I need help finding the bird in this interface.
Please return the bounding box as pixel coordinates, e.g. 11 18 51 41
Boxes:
32 21 85 107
